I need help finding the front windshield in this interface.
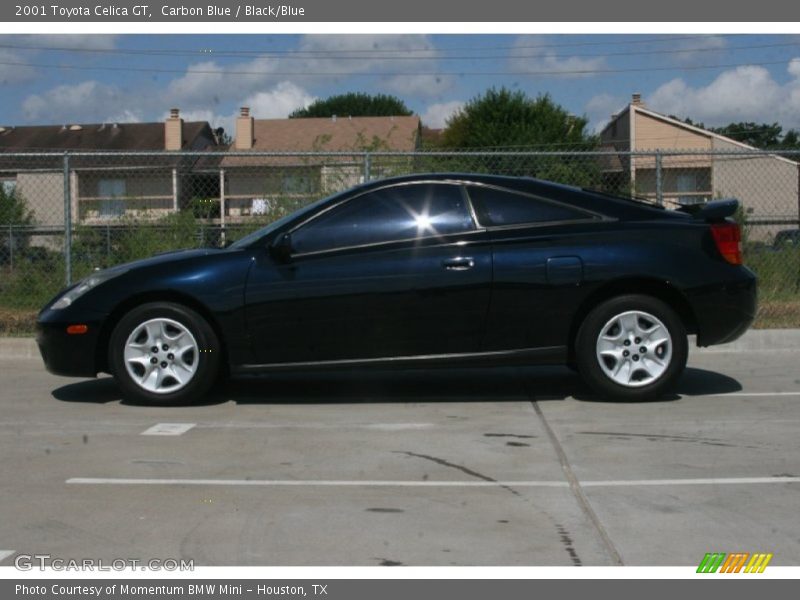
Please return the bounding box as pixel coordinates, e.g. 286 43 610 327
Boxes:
228 192 343 249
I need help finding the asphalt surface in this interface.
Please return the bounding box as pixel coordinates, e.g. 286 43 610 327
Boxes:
0 344 798 567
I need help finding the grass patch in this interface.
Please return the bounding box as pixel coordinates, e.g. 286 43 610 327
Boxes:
0 307 38 336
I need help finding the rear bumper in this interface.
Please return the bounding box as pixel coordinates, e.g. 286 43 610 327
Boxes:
36 315 103 378
687 270 757 347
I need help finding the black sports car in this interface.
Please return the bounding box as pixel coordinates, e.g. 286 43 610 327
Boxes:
37 174 756 404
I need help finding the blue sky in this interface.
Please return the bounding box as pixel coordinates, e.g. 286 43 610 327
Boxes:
1 34 799 137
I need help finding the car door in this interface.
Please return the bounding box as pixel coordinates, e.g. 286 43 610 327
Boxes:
465 183 604 352
243 182 493 364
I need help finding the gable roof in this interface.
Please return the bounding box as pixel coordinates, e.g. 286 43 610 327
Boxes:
601 102 798 165
221 115 420 168
0 121 213 152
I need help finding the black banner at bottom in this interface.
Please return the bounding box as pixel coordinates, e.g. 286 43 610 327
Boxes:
4 579 796 600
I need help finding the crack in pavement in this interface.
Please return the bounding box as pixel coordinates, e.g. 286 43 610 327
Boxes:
525 394 624 566
392 450 522 497
392 449 583 565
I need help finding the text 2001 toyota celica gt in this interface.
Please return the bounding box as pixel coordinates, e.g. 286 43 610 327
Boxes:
37 173 756 405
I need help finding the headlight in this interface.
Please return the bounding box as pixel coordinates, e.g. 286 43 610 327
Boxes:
50 269 126 310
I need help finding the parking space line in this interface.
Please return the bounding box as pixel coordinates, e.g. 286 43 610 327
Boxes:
66 475 800 487
140 423 196 436
66 478 570 487
581 476 800 486
705 392 800 397
196 422 436 431
0 550 14 563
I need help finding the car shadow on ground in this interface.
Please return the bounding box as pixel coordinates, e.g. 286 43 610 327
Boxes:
50 365 742 406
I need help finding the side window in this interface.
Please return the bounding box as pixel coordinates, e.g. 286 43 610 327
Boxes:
291 183 475 254
467 185 594 227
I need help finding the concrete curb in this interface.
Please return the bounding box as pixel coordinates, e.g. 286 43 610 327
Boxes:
0 328 798 360
690 329 800 353
0 337 39 359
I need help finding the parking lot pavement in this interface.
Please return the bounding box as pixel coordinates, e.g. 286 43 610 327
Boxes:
0 346 798 566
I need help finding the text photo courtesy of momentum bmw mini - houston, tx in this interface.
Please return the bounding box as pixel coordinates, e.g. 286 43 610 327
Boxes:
1 23 800 581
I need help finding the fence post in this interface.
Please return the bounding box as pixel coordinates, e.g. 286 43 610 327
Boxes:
219 168 226 247
106 223 111 263
655 151 664 207
7 225 12 271
63 152 72 286
363 152 372 182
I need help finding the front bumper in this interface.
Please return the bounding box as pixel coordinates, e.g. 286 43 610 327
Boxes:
688 270 758 347
36 311 105 378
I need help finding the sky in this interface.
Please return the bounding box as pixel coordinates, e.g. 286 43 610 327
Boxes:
1 33 800 139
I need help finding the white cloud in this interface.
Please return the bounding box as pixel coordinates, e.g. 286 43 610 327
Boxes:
162 34 440 114
383 74 455 99
508 35 607 78
167 82 316 137
584 93 627 133
788 57 800 79
671 35 727 65
14 34 447 128
22 80 130 123
241 81 316 119
648 63 800 127
104 109 143 123
421 100 464 128
164 57 278 110
295 34 438 76
18 34 118 50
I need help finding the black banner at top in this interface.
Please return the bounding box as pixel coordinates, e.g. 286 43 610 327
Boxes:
0 0 795 23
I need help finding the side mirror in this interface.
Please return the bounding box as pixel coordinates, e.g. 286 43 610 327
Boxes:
269 232 294 263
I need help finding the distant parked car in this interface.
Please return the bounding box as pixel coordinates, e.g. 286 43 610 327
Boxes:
772 229 800 250
37 174 757 405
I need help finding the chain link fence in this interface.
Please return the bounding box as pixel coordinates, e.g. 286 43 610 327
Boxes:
1 149 799 334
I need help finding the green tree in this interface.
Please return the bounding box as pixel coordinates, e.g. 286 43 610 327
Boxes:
290 93 413 118
441 88 596 150
711 122 783 148
0 184 34 228
436 88 600 186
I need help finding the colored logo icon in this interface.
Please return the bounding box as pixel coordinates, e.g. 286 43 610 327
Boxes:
697 552 773 573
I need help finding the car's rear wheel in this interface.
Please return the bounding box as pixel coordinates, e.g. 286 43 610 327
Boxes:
109 302 220 405
575 295 687 401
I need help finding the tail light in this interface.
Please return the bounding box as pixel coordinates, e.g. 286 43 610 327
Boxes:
710 222 742 265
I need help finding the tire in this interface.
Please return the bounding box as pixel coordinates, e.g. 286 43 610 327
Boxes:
575 295 687 401
108 302 220 405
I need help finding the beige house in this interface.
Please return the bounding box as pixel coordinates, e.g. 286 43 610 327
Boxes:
216 109 421 218
0 110 219 227
600 94 799 239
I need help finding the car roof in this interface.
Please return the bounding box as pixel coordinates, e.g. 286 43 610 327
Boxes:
356 173 679 221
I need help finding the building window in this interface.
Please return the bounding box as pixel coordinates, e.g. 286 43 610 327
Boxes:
675 171 710 206
282 173 317 195
97 178 126 218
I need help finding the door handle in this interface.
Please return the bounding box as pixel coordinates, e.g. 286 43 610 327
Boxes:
442 257 475 271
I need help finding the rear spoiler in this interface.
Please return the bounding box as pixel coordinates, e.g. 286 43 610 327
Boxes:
677 198 739 222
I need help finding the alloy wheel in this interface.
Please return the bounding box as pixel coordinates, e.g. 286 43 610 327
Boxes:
595 310 672 388
123 317 199 394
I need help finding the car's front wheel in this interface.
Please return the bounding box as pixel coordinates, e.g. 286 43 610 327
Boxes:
109 302 220 405
575 295 687 401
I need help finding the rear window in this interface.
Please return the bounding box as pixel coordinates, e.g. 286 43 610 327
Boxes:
467 185 596 227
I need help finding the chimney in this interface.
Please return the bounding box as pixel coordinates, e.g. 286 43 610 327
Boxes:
235 106 254 150
165 107 183 151
631 93 643 106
